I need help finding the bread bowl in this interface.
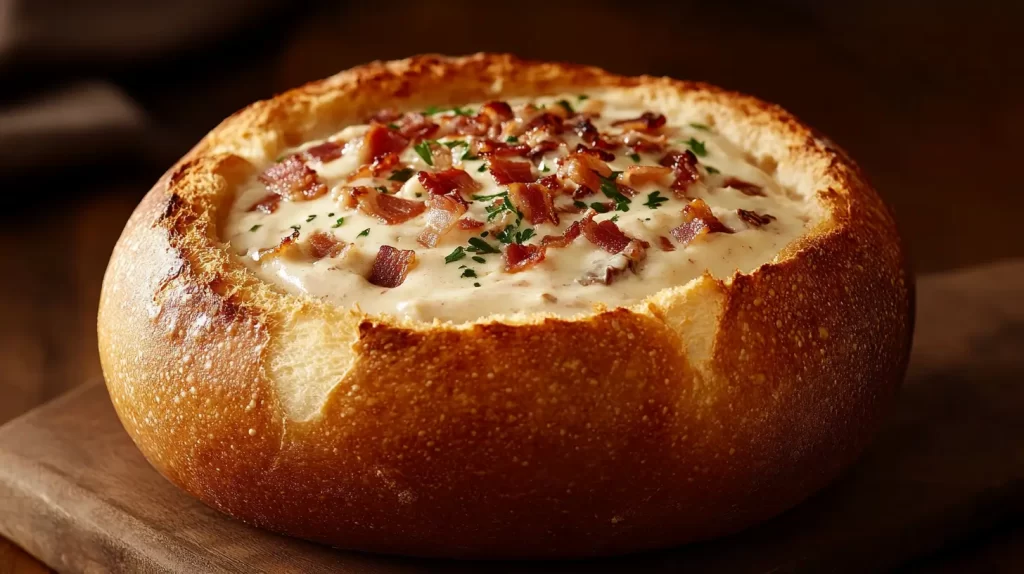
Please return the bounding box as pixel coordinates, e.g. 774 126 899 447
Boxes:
97 53 913 558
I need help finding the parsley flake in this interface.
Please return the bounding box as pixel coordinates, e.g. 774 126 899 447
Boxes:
480 231 489 237
443 140 467 149
557 99 575 115
689 122 711 131
644 190 669 209
471 256 486 264
356 228 370 238
423 105 442 115
413 141 434 166
610 214 620 222
461 268 478 279
629 153 641 163
477 164 488 172
249 224 262 232
705 165 721 174
290 224 301 232
597 171 631 211
445 246 466 264
590 202 610 213
577 94 589 101
573 200 588 210
376 186 390 194
473 282 481 287
388 168 414 182
387 122 400 130
328 212 335 217
506 135 519 143
684 138 708 157
467 237 500 254
306 214 316 222
331 217 345 228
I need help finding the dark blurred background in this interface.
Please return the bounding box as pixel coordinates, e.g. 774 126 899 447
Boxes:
0 0 1022 569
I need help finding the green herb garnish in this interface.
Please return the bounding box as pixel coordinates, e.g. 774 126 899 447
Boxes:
597 171 631 211
471 256 486 264
306 214 316 222
445 246 466 264
477 164 488 172
506 135 519 143
467 237 500 254
423 105 442 115
389 168 415 182
629 153 641 163
376 186 390 194
413 141 433 165
557 99 575 115
705 165 720 174
331 217 345 228
590 202 610 213
443 140 467 149
644 190 669 209
573 200 588 210
610 214 620 222
473 282 481 287
577 94 589 101
689 122 711 131
387 123 400 130
461 268 478 279
328 212 335 217
290 224 301 232
684 138 708 157
357 228 370 238
249 224 262 232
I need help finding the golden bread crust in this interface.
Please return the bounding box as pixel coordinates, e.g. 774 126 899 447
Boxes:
98 53 912 558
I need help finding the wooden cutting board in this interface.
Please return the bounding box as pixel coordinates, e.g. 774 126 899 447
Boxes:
1 261 1023 573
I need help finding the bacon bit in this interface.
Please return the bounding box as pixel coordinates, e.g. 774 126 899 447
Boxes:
670 199 734 245
487 157 535 185
303 141 344 163
620 165 672 187
556 203 586 214
537 174 563 193
528 139 561 159
524 112 565 135
622 239 648 271
346 152 402 182
573 118 599 146
479 101 514 123
558 152 612 191
622 131 666 154
578 238 648 286
248 193 281 214
418 194 468 247
503 243 546 273
395 112 439 141
369 109 401 124
475 139 532 158
255 228 300 260
258 156 327 201
658 236 676 251
660 149 701 195
362 124 409 163
724 178 766 197
581 213 631 254
307 231 347 260
351 186 426 225
457 217 485 230
738 209 776 227
612 112 667 132
574 144 615 162
540 219 583 248
417 168 479 202
437 114 489 138
368 245 417 288
508 183 559 226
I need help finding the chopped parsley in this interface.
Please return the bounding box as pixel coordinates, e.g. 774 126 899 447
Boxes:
328 212 335 217
473 282 481 287
461 268 478 279
331 217 345 228
249 224 262 232
577 94 589 101
683 138 708 157
557 99 575 115
388 168 415 182
480 231 489 237
376 186 390 194
573 200 588 210
451 106 473 117
443 140 467 149
506 135 519 143
290 224 301 232
629 153 641 163
413 141 434 165
386 122 400 130
597 171 631 211
445 246 466 264
590 202 610 213
423 105 442 115
467 237 500 254
705 165 721 174
306 214 317 222
501 227 535 244
415 192 423 198
471 256 486 264
356 228 370 238
472 191 508 201
610 214 620 222
689 122 711 131
644 190 669 209
477 164 488 172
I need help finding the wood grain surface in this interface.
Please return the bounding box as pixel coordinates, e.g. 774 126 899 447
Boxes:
0 261 1021 573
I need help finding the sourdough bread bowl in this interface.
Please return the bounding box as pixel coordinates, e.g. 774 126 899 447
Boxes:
97 53 913 558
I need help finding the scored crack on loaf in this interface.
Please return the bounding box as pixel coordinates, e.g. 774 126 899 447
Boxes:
97 53 913 558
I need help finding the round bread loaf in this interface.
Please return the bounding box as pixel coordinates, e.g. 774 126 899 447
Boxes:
98 54 913 558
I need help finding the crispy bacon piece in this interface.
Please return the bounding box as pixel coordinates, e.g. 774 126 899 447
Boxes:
724 178 766 197
436 113 489 138
573 118 600 146
255 228 300 260
347 152 402 183
537 174 563 193
395 112 439 141
612 112 667 132
578 238 648 285
528 139 561 159
574 144 615 162
524 112 565 135
248 193 281 214
350 186 426 225
475 139 532 158
622 131 666 153
503 243 546 273
303 141 344 163
670 199 734 245
581 212 631 254
572 185 596 199
417 194 468 247
361 124 410 163
558 151 612 191
369 109 401 124
417 168 479 202
479 101 514 123
738 209 776 227
259 156 327 201
307 231 347 260
658 236 676 251
487 157 535 185
620 165 672 187
368 245 417 288
540 219 583 248
659 149 701 195
457 217 485 230
508 182 559 226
